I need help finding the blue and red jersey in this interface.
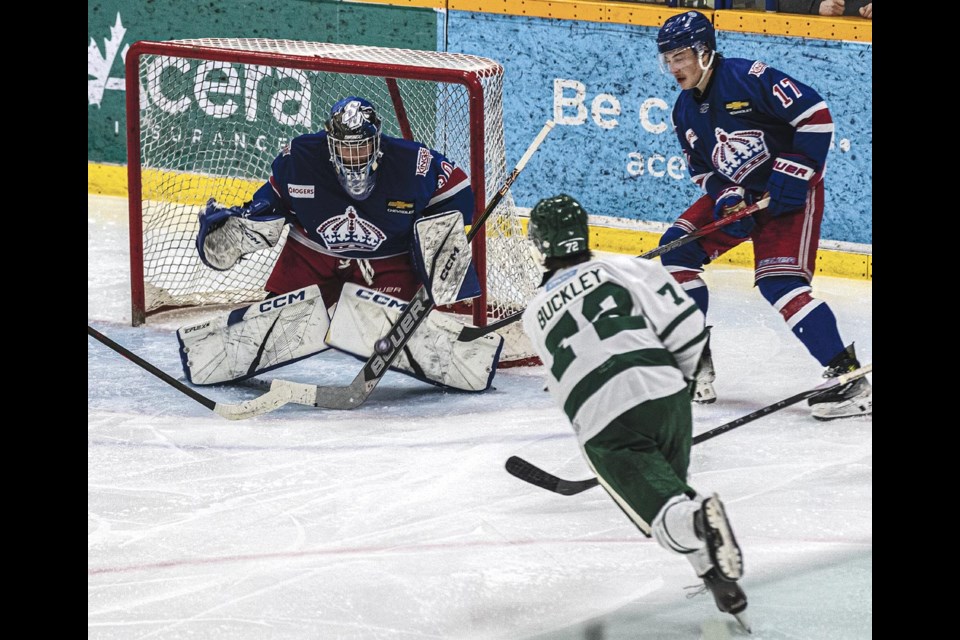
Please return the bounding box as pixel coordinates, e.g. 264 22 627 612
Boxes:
252 133 474 260
671 56 834 201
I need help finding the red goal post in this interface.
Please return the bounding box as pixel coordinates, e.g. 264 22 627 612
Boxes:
123 39 540 362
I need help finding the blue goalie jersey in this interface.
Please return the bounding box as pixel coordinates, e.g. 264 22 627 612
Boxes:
251 133 474 260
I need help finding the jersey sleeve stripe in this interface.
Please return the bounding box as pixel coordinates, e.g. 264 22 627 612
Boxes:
657 304 700 342
789 101 830 128
796 123 834 133
562 348 678 418
691 171 712 189
674 328 709 356
426 167 470 208
268 176 283 198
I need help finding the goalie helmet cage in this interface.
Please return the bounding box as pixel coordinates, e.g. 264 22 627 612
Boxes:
124 39 541 363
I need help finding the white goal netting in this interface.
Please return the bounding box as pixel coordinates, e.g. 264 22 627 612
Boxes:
126 39 541 359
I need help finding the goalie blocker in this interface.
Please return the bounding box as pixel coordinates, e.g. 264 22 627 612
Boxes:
411 209 480 306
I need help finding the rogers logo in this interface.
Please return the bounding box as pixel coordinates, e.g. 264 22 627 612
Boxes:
288 184 315 198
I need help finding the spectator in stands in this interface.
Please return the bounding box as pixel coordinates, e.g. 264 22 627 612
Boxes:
777 0 872 18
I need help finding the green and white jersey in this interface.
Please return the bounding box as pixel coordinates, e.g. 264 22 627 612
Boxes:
522 255 708 443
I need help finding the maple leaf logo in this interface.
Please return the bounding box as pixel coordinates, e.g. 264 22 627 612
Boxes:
88 12 129 107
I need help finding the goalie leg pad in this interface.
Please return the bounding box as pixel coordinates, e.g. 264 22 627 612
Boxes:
326 283 503 391
412 210 481 305
178 284 330 385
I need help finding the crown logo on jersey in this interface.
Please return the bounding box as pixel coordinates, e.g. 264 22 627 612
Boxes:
711 128 769 183
316 206 386 252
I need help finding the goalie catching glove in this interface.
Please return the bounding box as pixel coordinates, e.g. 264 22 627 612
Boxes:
197 198 286 271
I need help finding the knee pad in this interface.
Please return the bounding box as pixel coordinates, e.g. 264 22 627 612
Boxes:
659 226 708 269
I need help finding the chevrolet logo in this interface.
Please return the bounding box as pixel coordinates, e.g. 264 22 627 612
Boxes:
725 101 750 110
387 200 414 209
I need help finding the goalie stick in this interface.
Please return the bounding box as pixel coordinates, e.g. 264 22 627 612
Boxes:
265 119 557 410
87 325 295 420
506 363 872 495
456 197 770 342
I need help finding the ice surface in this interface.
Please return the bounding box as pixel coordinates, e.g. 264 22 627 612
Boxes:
89 194 871 639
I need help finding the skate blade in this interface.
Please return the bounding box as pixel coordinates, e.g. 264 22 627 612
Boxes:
811 401 872 421
733 610 752 634
694 382 717 404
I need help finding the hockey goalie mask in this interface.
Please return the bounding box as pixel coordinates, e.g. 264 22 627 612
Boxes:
656 11 716 87
528 194 590 263
326 97 383 201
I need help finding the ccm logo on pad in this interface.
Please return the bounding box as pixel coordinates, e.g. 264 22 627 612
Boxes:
288 184 315 198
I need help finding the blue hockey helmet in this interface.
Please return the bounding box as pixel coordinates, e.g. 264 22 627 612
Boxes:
325 96 383 200
657 11 716 55
656 11 717 82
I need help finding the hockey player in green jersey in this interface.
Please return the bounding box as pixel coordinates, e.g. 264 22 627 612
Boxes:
521 194 750 632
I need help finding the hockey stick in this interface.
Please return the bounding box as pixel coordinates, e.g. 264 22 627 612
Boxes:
505 454 600 495
639 196 769 260
87 325 295 420
506 363 872 495
457 197 770 341
692 362 871 444
265 120 557 410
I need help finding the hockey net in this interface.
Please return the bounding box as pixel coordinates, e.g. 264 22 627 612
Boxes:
125 39 541 364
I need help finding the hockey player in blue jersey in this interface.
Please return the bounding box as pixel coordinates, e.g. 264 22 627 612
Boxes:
177 96 504 393
197 95 476 307
655 11 871 420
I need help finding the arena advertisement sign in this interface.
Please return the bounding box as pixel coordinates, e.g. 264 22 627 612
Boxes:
87 1 437 164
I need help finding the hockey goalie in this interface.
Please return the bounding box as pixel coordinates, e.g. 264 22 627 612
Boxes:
176 95 503 393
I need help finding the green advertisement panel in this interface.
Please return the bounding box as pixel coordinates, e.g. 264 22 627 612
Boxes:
88 0 437 164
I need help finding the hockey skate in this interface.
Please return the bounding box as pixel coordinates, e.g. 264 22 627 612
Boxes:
693 494 749 632
808 343 872 421
695 494 743 581
699 566 751 633
693 328 717 404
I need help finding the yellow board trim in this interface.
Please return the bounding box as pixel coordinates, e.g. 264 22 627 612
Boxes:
351 0 871 41
88 162 260 208
450 0 677 24
519 217 871 281
87 163 128 197
90 160 870 281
